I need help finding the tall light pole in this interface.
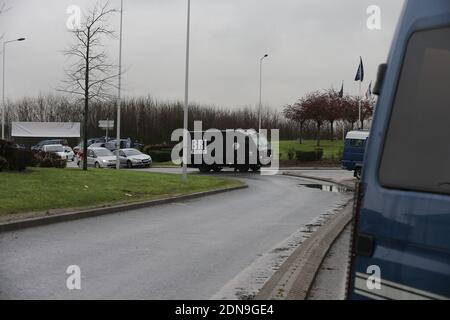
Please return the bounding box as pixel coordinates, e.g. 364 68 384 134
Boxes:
182 0 191 182
2 37 26 140
116 0 124 169
258 54 268 133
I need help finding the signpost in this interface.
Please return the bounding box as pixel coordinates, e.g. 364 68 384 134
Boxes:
98 120 114 140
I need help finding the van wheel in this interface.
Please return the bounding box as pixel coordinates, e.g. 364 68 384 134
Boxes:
199 166 211 173
238 165 249 173
95 162 100 169
127 160 132 168
355 167 362 180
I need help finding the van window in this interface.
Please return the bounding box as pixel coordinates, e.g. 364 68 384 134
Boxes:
379 27 450 195
348 139 365 147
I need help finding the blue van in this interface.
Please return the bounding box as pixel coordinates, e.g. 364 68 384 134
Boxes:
342 130 369 179
347 0 450 300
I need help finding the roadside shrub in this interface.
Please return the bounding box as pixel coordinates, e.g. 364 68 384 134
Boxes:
143 144 174 154
148 150 172 163
0 139 36 171
0 156 8 171
35 151 67 168
0 139 11 157
8 149 36 170
295 148 323 162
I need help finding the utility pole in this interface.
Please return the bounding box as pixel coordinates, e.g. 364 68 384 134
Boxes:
258 54 268 132
2 38 26 140
182 0 191 182
116 0 124 170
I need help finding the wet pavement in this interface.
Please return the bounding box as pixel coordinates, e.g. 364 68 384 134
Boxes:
0 172 350 299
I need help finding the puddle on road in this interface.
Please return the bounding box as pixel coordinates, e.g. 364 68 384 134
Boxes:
298 183 351 193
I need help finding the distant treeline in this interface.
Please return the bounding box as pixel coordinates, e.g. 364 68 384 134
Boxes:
4 95 355 145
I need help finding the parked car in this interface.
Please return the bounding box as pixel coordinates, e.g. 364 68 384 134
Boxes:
347 0 450 300
73 143 82 155
42 144 67 160
87 138 104 146
12 143 26 150
119 148 152 168
32 139 68 152
341 130 369 179
105 138 144 151
77 147 116 168
105 139 131 151
74 141 104 155
89 142 107 148
63 146 75 161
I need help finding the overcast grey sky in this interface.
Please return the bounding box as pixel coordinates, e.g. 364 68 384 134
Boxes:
0 0 404 109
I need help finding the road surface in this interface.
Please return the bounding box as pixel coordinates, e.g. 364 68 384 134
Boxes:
0 171 350 299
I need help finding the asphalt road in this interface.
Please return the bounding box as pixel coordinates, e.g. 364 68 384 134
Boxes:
0 170 350 299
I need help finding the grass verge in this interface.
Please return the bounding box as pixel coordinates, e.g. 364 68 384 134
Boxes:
0 167 243 219
278 140 344 161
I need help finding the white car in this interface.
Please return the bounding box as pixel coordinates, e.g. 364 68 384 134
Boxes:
119 148 152 168
64 146 75 161
78 147 116 168
42 144 67 160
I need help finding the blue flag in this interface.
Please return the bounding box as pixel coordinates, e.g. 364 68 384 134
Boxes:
354 57 364 82
365 81 372 98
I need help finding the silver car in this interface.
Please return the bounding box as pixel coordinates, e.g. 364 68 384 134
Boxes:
119 148 152 168
78 147 117 168
64 146 75 161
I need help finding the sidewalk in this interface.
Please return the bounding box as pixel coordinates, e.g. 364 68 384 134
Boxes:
307 225 351 299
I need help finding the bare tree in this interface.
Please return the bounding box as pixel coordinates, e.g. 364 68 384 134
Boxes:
60 1 117 170
283 102 308 144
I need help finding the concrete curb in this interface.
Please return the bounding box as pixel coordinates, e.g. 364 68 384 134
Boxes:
255 199 354 300
0 184 247 233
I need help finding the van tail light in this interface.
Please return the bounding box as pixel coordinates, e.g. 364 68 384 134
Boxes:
345 181 365 299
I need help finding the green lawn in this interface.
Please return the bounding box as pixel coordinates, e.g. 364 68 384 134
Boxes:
0 168 243 217
277 140 344 161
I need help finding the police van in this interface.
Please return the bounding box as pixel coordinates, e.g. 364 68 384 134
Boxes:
347 0 450 300
341 130 369 179
186 129 272 173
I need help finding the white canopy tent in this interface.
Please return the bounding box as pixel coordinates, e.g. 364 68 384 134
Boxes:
11 122 80 138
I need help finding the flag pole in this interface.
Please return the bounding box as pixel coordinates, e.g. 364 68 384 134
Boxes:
359 80 362 129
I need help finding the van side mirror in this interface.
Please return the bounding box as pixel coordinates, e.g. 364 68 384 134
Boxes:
373 63 387 95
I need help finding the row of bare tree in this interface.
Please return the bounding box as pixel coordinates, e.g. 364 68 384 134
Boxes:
283 90 374 146
3 94 301 144
4 92 372 145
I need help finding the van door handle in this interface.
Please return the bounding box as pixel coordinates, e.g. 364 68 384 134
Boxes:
356 233 375 257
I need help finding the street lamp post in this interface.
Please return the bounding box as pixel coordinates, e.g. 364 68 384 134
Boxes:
258 54 268 133
116 0 124 170
2 37 26 140
182 0 191 183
